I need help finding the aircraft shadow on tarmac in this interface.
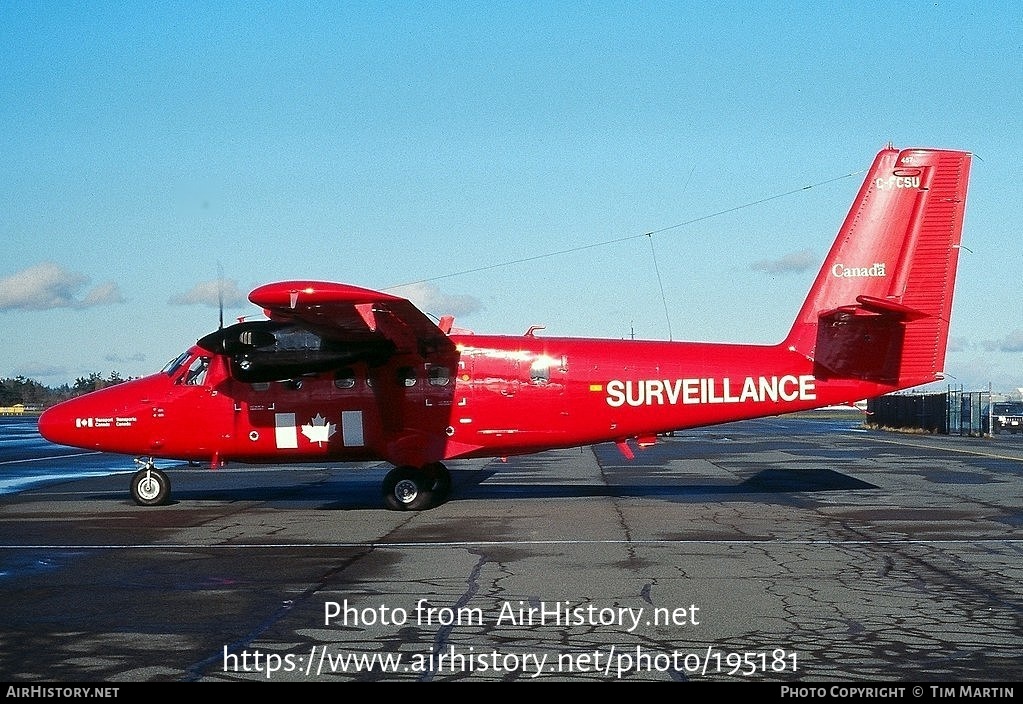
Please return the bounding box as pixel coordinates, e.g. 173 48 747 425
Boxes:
448 471 875 504
68 460 877 511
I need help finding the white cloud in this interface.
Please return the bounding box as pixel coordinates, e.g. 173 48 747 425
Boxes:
10 363 68 381
750 248 817 275
81 281 124 306
947 336 970 353
0 262 123 311
982 330 1023 354
169 279 247 308
388 281 483 318
104 352 147 365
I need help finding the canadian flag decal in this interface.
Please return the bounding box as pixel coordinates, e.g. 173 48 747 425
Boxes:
301 413 337 445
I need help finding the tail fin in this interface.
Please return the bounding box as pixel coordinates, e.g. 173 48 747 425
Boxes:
783 146 972 388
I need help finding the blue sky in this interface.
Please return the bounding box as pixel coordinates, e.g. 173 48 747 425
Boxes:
2 1 1021 392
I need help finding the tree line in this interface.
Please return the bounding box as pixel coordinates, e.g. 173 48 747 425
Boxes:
0 373 132 410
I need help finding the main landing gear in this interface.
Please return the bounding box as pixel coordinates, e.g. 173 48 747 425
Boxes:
130 457 171 506
382 462 451 511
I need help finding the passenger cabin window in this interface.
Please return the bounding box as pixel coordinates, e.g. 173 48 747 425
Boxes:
529 355 567 384
428 366 451 386
399 366 417 387
334 368 356 390
529 358 551 384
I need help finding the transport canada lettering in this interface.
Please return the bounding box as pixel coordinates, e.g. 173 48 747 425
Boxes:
606 375 816 408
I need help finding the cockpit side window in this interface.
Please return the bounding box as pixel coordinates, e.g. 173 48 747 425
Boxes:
181 356 211 386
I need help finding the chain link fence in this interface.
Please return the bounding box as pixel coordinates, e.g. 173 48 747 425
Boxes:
866 387 994 436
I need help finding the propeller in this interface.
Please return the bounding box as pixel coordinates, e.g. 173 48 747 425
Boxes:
217 261 225 331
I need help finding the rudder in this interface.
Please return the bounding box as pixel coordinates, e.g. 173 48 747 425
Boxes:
784 146 972 388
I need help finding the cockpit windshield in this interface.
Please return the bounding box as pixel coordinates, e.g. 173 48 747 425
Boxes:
162 351 191 377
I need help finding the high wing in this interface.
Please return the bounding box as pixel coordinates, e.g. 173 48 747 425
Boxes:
247 280 466 472
248 280 455 359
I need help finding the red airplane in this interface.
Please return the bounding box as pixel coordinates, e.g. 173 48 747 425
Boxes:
38 146 972 510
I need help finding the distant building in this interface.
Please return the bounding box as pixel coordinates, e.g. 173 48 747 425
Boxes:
0 404 26 415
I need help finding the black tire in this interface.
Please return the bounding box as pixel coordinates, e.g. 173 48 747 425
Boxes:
382 466 434 511
424 462 452 503
131 467 171 506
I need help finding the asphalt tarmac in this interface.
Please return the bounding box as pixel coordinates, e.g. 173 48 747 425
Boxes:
1 415 1020 683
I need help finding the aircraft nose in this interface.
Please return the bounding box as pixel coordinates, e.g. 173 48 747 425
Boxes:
38 402 78 447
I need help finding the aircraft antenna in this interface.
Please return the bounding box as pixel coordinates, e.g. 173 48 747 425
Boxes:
389 168 864 288
646 233 673 341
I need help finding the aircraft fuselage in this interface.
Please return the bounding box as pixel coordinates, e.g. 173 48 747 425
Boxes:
38 332 887 470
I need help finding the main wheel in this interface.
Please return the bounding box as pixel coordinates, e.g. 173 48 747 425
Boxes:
423 462 452 503
382 466 434 511
131 467 171 506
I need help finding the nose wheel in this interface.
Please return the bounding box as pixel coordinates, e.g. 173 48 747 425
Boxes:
130 458 171 506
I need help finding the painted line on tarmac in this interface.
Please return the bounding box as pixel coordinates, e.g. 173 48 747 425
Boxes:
3 538 1022 550
0 451 102 466
863 435 1023 463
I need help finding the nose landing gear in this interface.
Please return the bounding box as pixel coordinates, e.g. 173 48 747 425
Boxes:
130 457 171 506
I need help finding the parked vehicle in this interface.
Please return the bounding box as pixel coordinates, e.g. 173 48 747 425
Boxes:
992 402 1023 434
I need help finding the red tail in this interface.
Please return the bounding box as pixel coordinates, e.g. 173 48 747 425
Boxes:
783 147 972 388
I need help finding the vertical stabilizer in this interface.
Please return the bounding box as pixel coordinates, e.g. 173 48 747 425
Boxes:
783 147 971 387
